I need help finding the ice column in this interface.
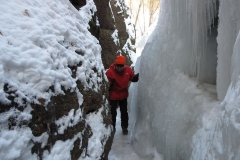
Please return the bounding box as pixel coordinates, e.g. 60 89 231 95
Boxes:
130 0 220 159
217 0 240 100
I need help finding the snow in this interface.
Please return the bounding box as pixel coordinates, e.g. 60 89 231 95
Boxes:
109 109 143 160
1 0 240 159
0 0 112 159
82 107 111 160
0 0 140 159
55 108 83 134
129 0 240 159
0 0 104 106
112 29 120 45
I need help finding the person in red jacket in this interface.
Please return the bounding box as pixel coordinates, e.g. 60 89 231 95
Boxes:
106 55 139 135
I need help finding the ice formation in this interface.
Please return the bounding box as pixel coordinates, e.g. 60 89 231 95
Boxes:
129 0 240 159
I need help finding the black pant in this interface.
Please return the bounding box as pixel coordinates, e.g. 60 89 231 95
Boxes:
110 98 128 129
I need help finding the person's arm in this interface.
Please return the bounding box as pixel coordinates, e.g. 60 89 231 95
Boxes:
131 73 139 82
106 69 113 83
106 70 115 91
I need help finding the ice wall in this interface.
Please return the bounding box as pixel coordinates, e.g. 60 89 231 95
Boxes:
129 0 240 159
217 0 240 100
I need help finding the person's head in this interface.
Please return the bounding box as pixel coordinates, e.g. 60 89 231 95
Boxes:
114 55 126 73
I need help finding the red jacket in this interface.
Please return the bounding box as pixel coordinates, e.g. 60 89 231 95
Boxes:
106 63 135 100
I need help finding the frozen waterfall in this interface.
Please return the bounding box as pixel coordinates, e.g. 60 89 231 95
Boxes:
129 0 240 159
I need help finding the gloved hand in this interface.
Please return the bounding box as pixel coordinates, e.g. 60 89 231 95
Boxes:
131 73 139 82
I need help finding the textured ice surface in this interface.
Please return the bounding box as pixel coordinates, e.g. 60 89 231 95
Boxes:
129 0 240 159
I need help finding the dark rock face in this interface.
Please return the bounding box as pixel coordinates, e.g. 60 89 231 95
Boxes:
93 0 135 68
2 80 110 160
68 0 136 158
92 0 118 69
69 0 86 9
71 0 136 68
30 97 91 159
87 1 136 157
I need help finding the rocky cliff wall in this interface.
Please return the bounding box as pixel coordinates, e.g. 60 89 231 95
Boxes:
0 0 135 160
71 0 135 68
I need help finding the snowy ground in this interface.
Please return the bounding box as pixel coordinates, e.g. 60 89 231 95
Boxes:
108 109 142 160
